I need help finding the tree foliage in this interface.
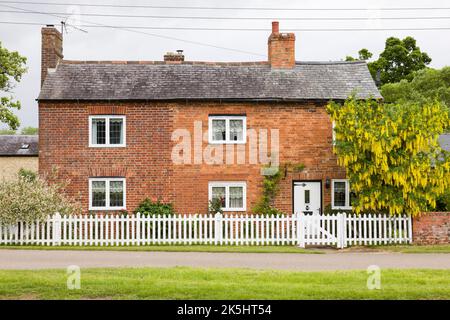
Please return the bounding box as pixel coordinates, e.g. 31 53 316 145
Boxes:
0 42 27 130
0 171 79 224
346 36 431 86
345 48 373 62
21 126 38 135
0 128 16 135
327 97 450 216
381 67 450 107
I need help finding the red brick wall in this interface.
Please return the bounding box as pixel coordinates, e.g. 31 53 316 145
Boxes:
39 102 174 213
39 100 345 214
413 212 450 244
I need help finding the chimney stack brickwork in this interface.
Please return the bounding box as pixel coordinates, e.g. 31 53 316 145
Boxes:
268 21 296 69
164 51 185 64
41 26 63 86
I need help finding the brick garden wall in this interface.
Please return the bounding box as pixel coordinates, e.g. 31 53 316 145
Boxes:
413 212 450 244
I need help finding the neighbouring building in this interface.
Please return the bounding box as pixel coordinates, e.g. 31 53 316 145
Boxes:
38 22 380 214
0 135 39 181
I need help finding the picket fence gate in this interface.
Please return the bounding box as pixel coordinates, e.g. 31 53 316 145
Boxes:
0 212 412 248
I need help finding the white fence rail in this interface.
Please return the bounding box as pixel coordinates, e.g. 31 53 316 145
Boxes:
0 212 412 248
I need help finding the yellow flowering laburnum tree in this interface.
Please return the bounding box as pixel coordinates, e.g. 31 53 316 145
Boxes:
327 97 450 216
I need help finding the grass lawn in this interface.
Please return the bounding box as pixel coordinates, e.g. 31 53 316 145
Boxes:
0 245 322 254
0 267 448 300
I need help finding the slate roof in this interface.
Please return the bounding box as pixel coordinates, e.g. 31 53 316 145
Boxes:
0 135 38 156
38 60 381 101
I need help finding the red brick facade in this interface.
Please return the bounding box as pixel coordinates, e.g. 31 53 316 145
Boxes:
38 100 345 214
413 212 450 244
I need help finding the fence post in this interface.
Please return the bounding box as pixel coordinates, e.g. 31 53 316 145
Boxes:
337 213 347 249
52 212 61 246
296 212 305 248
214 212 222 245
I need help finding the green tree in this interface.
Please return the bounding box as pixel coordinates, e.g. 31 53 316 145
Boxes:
0 172 79 224
381 67 450 107
0 42 27 130
346 36 431 86
345 48 373 61
21 126 38 135
327 97 450 216
0 128 16 135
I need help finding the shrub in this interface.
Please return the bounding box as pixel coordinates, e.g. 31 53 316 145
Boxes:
0 174 80 224
18 168 37 182
435 190 450 211
134 198 174 216
208 197 224 214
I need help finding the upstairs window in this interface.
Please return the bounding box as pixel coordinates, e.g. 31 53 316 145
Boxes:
331 179 353 210
209 181 246 211
208 115 246 144
89 115 126 147
89 177 126 210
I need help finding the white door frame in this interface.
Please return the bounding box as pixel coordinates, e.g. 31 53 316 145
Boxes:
293 180 322 215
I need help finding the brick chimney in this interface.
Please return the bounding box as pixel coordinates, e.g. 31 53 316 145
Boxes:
268 21 296 69
41 25 63 86
164 50 185 64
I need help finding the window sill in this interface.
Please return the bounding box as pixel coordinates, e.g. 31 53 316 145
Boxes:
89 207 126 211
221 208 246 212
331 206 352 211
208 141 247 145
89 144 127 148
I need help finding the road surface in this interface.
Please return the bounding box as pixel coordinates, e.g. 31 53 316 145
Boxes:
0 249 449 270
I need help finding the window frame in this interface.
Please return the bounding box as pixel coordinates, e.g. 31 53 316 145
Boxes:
208 181 247 212
331 179 352 210
88 177 126 211
89 115 126 148
208 115 247 144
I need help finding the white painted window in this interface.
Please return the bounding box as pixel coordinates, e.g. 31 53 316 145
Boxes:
89 178 126 210
331 179 352 210
89 115 126 147
208 181 247 211
208 115 246 144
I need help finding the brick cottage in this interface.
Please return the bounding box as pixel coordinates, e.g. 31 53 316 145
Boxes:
38 22 380 215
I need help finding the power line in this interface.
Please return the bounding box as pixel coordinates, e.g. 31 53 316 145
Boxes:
3 9 450 20
2 21 450 32
0 1 450 11
0 3 266 57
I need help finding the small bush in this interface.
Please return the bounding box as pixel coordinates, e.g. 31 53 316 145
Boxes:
435 190 450 211
0 174 80 224
134 198 174 216
208 197 224 214
18 168 37 182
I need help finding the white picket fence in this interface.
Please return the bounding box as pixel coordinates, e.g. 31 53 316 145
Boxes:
0 212 412 248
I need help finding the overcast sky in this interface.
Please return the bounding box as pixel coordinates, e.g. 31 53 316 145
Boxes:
0 0 449 130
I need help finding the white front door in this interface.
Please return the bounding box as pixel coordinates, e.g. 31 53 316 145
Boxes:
294 181 322 215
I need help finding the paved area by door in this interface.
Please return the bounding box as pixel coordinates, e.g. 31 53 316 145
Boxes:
0 250 449 270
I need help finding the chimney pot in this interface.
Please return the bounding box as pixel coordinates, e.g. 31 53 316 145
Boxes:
272 21 279 34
